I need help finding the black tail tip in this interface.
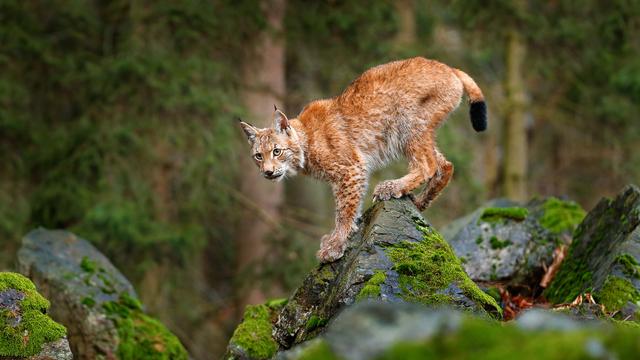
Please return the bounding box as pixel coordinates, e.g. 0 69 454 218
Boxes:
470 101 487 132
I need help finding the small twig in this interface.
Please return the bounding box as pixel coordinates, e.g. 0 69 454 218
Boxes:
540 245 568 288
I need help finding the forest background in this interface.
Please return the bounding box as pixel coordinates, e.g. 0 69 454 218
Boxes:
1 1 638 358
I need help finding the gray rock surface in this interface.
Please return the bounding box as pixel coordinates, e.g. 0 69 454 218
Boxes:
0 338 73 360
17 229 133 360
544 185 640 320
27 338 74 360
439 198 517 241
277 302 640 360
303 303 460 360
271 198 499 350
445 197 584 291
17 229 189 360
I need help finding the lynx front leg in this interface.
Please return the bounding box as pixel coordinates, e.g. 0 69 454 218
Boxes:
317 173 367 263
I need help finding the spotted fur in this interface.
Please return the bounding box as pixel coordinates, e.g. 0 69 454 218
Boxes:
239 57 486 263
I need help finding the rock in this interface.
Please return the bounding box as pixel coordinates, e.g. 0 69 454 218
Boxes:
277 302 640 360
439 198 518 241
551 302 609 322
0 272 71 360
544 185 640 320
224 198 499 359
27 338 74 360
445 197 585 292
17 229 188 360
224 299 287 360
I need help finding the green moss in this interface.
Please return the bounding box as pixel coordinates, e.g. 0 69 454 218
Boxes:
489 236 512 250
490 264 498 281
97 273 115 292
544 244 594 304
480 207 529 223
81 296 96 308
103 293 187 360
475 236 483 245
80 256 98 273
305 315 328 332
0 272 67 357
595 276 640 313
383 220 501 316
539 197 586 234
544 194 634 305
545 269 593 304
314 266 336 286
356 271 387 301
612 318 640 329
229 304 278 360
378 314 640 360
615 254 640 279
484 287 502 304
297 339 341 360
266 298 288 309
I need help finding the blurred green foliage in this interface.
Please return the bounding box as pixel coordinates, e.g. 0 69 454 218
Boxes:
450 0 640 196
0 0 262 273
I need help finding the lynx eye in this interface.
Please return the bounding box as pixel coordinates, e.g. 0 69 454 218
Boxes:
273 148 282 156
254 153 263 161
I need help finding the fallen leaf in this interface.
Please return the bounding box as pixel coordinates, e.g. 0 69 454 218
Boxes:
500 287 535 321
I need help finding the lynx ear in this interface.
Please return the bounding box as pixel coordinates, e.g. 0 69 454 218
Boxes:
273 105 290 133
238 119 258 143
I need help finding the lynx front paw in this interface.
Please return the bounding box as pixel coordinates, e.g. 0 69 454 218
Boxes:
316 234 347 263
372 180 404 202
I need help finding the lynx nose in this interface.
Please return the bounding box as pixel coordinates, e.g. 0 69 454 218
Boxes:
264 170 274 177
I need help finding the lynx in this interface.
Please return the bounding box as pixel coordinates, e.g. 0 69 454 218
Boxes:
239 57 487 263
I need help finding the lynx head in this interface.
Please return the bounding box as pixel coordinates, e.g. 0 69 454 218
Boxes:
238 107 304 181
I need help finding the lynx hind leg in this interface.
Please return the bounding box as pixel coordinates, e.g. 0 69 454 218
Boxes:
373 135 438 202
413 150 453 211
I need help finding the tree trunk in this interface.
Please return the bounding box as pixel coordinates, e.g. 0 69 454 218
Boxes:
236 0 287 306
503 29 527 201
394 0 416 50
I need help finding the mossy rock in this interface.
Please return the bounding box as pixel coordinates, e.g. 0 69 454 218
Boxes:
480 207 529 223
271 198 500 350
0 272 70 359
225 300 287 360
544 185 640 321
445 196 585 292
277 302 640 360
17 229 188 359
102 293 188 360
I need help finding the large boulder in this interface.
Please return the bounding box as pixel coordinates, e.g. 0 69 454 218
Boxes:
444 197 585 291
545 185 640 320
225 198 500 359
277 302 640 360
0 272 72 360
17 229 188 360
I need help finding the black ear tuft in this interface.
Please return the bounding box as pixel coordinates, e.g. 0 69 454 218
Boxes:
239 121 258 142
469 101 487 132
274 109 290 133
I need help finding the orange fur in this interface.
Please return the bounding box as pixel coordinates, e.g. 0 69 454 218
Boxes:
239 57 486 263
